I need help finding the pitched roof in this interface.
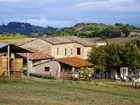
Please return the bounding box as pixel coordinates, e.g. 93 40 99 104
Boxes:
0 44 32 53
57 57 93 68
41 37 73 45
20 36 106 47
67 36 93 47
17 48 53 60
41 36 97 47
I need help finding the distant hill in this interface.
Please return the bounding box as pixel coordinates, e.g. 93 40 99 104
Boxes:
58 23 140 38
0 22 140 38
0 22 58 36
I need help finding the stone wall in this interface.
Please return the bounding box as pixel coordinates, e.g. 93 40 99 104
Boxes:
21 38 92 59
21 38 52 55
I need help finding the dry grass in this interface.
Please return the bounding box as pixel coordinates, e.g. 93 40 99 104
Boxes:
107 36 140 45
0 78 140 105
0 38 36 46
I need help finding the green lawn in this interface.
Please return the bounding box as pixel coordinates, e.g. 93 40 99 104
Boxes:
0 78 140 105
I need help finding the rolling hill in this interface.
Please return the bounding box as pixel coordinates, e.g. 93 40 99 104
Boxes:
0 22 58 36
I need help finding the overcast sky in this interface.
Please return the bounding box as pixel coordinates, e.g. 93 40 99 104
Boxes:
0 0 140 27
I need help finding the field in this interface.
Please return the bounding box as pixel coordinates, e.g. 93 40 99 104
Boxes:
0 38 35 45
107 36 140 45
0 78 140 105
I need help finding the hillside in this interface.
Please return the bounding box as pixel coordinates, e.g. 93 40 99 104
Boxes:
57 23 140 38
0 22 140 38
0 22 58 36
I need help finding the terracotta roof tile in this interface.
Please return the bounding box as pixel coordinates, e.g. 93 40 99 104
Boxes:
57 57 93 68
17 48 53 60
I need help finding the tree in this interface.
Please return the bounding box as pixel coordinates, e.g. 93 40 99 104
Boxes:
105 44 123 68
121 26 130 37
101 26 121 38
123 41 140 70
115 23 130 37
88 41 140 79
88 46 107 74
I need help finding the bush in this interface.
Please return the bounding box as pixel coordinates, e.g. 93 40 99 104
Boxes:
79 68 94 81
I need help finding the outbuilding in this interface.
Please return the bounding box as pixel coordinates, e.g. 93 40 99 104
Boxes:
0 43 31 77
16 48 60 79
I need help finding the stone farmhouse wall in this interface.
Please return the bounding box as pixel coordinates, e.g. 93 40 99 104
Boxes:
21 39 52 55
21 38 92 59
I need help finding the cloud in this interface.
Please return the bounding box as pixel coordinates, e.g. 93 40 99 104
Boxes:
25 18 75 27
0 15 75 27
77 0 140 12
0 0 139 27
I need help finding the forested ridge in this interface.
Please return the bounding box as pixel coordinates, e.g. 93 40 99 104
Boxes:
0 22 140 38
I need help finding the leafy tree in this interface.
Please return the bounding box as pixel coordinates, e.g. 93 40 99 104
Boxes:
105 44 124 69
88 42 140 77
123 41 140 70
88 46 107 73
115 23 130 37
101 26 121 38
121 26 130 37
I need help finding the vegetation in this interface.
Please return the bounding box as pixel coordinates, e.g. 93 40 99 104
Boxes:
88 41 140 74
52 23 140 38
0 22 57 36
0 38 35 45
0 33 26 40
0 78 140 105
107 36 140 45
0 22 140 38
79 68 94 80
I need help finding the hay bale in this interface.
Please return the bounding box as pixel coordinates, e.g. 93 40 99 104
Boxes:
0 57 7 76
11 58 23 71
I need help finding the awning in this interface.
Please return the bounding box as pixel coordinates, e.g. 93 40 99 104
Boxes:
57 57 93 68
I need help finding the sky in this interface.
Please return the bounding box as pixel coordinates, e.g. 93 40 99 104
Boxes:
0 0 140 27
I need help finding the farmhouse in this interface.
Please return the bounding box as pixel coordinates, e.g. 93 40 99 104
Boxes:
21 36 106 59
19 36 106 78
0 36 107 78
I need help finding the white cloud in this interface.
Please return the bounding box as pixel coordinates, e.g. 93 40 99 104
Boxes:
77 0 139 12
0 0 139 27
1 17 74 27
27 17 74 27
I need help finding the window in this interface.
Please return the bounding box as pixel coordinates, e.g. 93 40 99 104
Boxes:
77 48 81 55
71 49 73 55
57 48 59 55
65 48 67 56
45 67 50 72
